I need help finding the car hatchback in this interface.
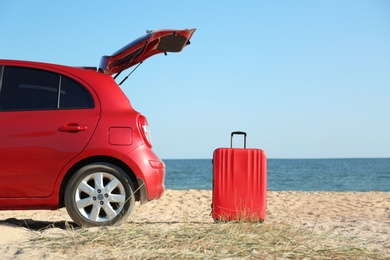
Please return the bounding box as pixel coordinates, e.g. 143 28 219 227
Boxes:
0 28 196 227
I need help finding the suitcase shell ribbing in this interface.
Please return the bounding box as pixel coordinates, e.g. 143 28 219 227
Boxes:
212 133 267 221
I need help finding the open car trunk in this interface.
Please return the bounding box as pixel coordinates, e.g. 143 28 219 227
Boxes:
99 28 196 75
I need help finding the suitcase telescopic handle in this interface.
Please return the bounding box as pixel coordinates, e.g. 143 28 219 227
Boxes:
231 131 247 148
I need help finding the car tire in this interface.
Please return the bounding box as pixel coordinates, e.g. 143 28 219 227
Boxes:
64 163 135 227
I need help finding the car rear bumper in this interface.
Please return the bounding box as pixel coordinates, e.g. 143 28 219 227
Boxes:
136 161 165 204
126 146 165 204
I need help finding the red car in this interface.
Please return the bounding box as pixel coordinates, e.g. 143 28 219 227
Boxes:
0 28 196 227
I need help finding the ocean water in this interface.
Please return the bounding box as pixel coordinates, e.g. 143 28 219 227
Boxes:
163 158 390 192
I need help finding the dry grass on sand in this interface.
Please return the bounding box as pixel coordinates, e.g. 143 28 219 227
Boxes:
1 190 389 259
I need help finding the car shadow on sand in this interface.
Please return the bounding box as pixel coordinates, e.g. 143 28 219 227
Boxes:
0 218 78 231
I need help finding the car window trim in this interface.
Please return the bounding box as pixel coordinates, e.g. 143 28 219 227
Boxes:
57 75 62 109
0 66 3 94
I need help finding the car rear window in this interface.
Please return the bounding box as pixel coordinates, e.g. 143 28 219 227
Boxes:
0 66 94 111
59 76 94 109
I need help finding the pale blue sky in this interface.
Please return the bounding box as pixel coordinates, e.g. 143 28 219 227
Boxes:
1 1 389 159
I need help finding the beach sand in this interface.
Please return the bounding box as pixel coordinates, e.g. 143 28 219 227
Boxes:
1 190 389 258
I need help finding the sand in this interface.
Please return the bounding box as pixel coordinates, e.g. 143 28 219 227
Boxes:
1 190 389 258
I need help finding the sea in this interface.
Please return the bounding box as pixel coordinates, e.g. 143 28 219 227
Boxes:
163 158 390 192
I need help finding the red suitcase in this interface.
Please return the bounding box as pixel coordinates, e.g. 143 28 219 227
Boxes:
212 131 267 222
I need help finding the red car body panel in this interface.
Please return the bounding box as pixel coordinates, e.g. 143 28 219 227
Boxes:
0 27 194 211
0 60 165 210
0 109 100 198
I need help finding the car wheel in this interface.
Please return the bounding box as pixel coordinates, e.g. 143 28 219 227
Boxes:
64 163 135 227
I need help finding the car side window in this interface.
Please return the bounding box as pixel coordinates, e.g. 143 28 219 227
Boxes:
0 66 59 110
0 66 94 111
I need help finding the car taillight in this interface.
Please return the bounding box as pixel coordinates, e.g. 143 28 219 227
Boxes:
138 115 153 148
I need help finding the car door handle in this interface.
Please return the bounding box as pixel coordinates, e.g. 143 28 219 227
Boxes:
58 124 88 132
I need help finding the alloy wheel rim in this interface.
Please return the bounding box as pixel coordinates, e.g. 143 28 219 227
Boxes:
75 172 126 222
